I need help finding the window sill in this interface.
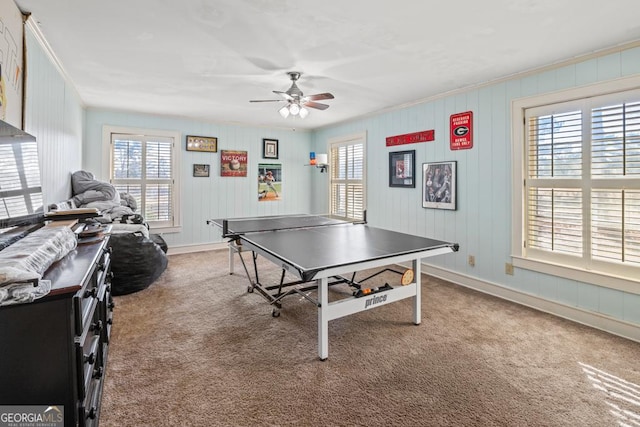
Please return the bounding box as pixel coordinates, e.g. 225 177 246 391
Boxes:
512 256 640 295
149 225 182 234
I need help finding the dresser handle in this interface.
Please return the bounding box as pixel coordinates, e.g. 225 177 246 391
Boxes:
90 320 103 332
87 407 97 420
84 352 95 364
83 287 97 298
92 366 104 379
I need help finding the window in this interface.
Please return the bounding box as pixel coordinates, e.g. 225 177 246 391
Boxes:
329 133 366 221
512 77 640 291
0 139 42 220
104 126 181 232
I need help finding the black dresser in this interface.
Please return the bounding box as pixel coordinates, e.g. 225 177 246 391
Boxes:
0 236 113 427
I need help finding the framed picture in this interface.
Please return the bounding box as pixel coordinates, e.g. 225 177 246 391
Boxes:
193 163 210 177
186 135 217 152
220 150 248 177
258 163 282 202
423 161 456 210
263 138 279 159
389 150 416 188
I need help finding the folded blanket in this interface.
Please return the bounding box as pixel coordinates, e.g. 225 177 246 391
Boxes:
0 226 77 305
0 280 52 306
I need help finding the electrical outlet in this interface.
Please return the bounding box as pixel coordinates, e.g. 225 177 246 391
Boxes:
505 263 514 275
468 255 475 267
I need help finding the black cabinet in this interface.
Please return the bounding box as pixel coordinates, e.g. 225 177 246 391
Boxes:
0 237 113 427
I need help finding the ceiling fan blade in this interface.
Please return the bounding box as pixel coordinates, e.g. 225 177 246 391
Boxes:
249 99 285 103
305 93 334 101
303 101 330 110
273 90 294 101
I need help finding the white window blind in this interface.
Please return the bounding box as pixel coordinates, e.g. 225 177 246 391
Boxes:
524 94 640 276
330 138 365 221
0 140 42 219
109 132 177 229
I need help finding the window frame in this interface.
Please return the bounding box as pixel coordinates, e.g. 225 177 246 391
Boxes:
328 132 367 221
511 75 640 294
102 125 182 234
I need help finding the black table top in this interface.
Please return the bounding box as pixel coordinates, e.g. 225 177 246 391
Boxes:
239 223 455 280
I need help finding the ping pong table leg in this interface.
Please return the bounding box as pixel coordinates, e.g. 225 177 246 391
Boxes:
413 259 421 325
318 277 329 361
228 243 235 274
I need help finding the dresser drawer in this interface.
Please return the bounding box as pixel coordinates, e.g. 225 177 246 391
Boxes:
80 377 103 427
75 331 101 401
73 250 111 336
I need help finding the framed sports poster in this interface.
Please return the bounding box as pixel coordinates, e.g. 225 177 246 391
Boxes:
186 135 217 152
389 150 415 188
258 163 281 202
422 161 456 210
220 150 248 177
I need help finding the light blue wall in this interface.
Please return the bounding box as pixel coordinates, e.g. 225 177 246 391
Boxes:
311 46 640 327
84 109 314 248
22 16 640 331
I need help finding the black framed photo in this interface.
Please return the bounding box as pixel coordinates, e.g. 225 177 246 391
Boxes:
263 138 279 159
186 135 217 152
422 161 456 210
193 163 210 177
389 150 416 188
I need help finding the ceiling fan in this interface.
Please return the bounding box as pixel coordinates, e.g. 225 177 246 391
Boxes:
250 72 334 118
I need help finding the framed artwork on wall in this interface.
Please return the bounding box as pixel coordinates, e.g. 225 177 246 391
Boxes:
258 163 282 201
193 164 210 177
220 150 248 177
389 150 415 188
263 138 279 159
422 161 456 210
186 135 217 152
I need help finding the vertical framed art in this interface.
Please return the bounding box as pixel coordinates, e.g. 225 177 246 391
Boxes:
263 138 279 159
389 150 416 188
422 161 456 210
258 163 282 201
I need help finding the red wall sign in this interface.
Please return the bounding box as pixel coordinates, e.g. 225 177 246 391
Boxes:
386 130 435 147
450 111 473 150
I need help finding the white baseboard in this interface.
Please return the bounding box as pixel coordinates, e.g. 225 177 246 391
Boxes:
422 263 640 344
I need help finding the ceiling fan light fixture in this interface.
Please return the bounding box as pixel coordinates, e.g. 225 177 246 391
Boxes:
279 105 290 118
253 72 333 120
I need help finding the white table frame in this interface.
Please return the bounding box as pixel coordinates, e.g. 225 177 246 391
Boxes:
227 240 454 360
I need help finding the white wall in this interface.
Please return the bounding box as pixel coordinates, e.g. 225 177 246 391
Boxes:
311 45 640 337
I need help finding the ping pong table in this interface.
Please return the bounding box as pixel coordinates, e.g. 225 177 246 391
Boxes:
208 214 458 360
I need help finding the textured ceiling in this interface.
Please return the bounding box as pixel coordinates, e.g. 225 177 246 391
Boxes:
15 0 640 130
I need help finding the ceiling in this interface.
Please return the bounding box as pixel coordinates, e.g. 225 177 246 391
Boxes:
15 0 640 131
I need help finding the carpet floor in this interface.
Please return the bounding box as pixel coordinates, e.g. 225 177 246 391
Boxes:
100 250 640 426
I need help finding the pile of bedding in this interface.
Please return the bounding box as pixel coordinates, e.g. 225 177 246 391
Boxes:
70 170 168 295
71 170 144 225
